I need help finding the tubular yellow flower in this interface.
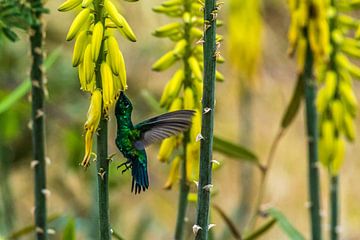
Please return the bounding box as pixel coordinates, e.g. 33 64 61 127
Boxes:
83 43 94 83
158 137 177 162
104 0 137 42
101 62 115 115
81 90 102 168
186 142 199 181
107 36 121 75
58 0 82 12
188 56 202 80
184 87 194 110
163 156 181 189
72 30 88 67
152 51 179 71
91 21 104 62
66 8 91 41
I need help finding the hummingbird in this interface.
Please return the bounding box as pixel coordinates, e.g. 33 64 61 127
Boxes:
115 92 195 194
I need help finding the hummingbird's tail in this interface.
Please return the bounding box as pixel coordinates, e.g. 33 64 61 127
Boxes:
131 158 149 194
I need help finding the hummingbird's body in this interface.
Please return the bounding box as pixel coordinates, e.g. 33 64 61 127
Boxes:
115 92 194 194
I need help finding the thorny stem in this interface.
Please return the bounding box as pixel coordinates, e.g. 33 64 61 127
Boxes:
29 0 47 239
303 29 322 240
174 0 192 239
94 0 111 239
195 0 217 239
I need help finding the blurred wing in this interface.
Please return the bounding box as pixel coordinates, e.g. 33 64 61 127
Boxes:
134 110 195 149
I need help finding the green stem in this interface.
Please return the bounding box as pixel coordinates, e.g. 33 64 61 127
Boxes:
195 0 217 238
29 0 47 239
303 33 322 240
330 175 338 240
174 0 192 238
94 0 110 239
175 140 190 240
96 119 110 240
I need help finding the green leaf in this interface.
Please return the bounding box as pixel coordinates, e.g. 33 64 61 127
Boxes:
63 218 76 240
281 75 304 128
267 208 305 240
0 47 62 114
243 218 277 240
213 135 259 163
2 27 18 41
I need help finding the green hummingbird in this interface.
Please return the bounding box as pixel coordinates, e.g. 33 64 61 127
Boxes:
115 92 195 194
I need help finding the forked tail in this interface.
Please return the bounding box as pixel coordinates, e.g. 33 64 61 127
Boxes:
131 159 149 194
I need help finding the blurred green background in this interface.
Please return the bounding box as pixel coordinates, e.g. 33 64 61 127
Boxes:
1 0 360 239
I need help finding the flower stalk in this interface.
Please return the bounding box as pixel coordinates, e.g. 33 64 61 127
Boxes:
195 0 218 239
29 0 47 238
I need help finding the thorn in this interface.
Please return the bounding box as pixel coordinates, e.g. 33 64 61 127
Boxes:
208 224 216 230
196 37 205 45
31 160 39 168
203 184 213 191
36 227 44 234
211 159 220 165
107 153 117 162
196 133 204 142
184 217 189 222
32 80 41 88
98 168 106 180
193 180 199 188
335 225 343 234
46 157 51 165
36 109 44 118
110 229 114 234
41 189 51 197
204 107 211 114
305 201 312 208
31 206 36 216
28 120 33 130
91 152 97 161
47 229 56 235
34 47 42 55
192 225 202 235
319 209 327 218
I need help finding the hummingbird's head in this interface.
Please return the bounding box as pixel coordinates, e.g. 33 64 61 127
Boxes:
115 92 133 116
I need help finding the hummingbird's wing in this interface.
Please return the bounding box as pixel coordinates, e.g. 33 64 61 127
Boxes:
134 110 195 149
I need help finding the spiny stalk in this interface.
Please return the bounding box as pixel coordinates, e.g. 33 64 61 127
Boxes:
195 0 219 239
29 0 48 239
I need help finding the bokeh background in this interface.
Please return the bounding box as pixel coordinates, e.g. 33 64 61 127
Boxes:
0 0 360 239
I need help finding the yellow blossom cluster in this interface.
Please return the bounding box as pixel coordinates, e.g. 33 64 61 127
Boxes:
58 0 135 167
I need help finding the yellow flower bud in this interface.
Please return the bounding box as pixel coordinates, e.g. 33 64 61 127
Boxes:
158 137 177 162
184 87 194 110
104 0 137 42
152 51 179 71
58 0 82 12
101 62 115 115
66 8 91 41
169 98 183 111
188 56 202 80
163 156 181 189
91 21 104 62
72 30 88 67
